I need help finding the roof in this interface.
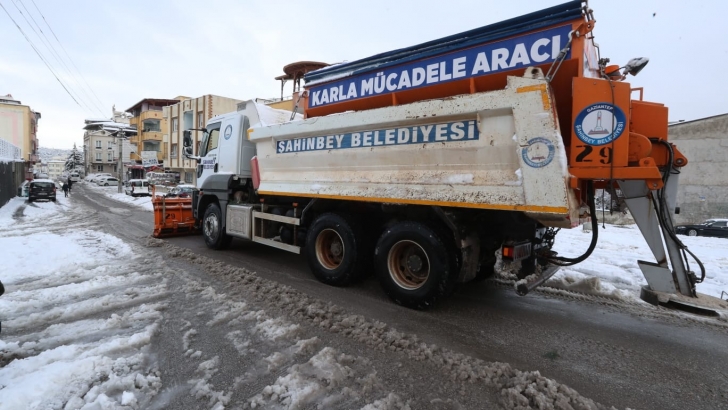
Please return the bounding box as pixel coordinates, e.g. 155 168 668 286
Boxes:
668 113 728 127
83 121 137 134
125 98 181 113
304 0 583 85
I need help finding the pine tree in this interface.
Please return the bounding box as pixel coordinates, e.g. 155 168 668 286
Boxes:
65 143 84 172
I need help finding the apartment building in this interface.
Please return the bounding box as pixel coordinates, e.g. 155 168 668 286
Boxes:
125 98 180 178
164 95 243 184
0 94 41 179
46 156 66 180
82 106 136 176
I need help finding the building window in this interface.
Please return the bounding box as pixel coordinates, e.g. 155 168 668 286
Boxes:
108 152 113 161
142 119 161 132
183 111 193 131
96 153 102 161
143 141 161 152
185 172 193 183
113 165 117 173
171 143 178 158
172 118 178 132
97 165 104 172
108 141 114 149
197 112 204 127
95 140 102 149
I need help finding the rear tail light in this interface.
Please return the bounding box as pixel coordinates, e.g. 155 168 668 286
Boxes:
502 241 532 262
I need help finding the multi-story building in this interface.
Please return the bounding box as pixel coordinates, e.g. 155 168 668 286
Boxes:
163 95 243 184
0 94 41 179
124 98 180 178
82 106 136 176
46 156 66 180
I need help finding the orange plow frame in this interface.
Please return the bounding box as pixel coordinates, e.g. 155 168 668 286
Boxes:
151 187 198 238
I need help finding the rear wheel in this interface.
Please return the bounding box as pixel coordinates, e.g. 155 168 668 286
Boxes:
688 229 698 237
374 221 456 309
305 213 368 286
203 203 232 250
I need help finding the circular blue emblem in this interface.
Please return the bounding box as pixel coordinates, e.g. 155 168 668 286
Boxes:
522 137 555 168
574 103 626 146
223 124 233 140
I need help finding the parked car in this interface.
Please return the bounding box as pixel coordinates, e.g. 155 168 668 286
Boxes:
124 179 151 197
166 184 196 198
69 172 81 182
97 177 119 186
28 179 57 202
87 173 112 183
675 219 728 238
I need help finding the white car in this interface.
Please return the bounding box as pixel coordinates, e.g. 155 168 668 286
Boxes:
124 179 151 197
87 173 112 183
96 177 119 186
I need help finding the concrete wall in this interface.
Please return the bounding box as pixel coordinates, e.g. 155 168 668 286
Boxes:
668 114 728 223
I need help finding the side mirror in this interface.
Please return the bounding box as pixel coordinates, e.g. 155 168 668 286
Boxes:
184 146 193 156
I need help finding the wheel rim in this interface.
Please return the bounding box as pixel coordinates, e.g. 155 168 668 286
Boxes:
315 229 345 270
204 213 219 239
688 230 697 237
387 240 430 290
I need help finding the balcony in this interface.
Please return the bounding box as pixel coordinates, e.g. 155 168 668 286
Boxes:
141 131 163 142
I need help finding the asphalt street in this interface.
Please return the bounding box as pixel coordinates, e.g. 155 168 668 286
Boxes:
75 184 728 410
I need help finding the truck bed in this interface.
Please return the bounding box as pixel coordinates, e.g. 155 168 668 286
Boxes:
249 75 580 228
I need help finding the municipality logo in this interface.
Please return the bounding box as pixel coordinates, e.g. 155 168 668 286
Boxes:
574 103 626 146
521 137 555 168
224 124 233 140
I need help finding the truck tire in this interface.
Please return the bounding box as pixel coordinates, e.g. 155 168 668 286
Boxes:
374 221 456 309
202 203 232 250
305 213 368 286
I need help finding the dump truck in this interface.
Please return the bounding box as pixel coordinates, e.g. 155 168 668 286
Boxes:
155 1 725 314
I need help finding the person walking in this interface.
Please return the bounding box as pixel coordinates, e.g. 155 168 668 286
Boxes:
67 178 73 196
62 182 69 197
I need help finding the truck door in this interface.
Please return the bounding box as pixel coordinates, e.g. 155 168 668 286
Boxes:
197 121 221 187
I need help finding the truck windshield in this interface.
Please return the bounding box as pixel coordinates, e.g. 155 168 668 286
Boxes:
199 123 221 157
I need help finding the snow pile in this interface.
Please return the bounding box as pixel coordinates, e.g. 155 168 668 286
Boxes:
83 182 154 212
164 243 618 409
249 348 355 408
0 196 167 408
549 224 728 300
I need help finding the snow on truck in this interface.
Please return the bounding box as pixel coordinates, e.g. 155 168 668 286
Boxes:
154 1 726 314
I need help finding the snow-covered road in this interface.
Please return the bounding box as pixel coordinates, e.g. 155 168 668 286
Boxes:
0 193 615 409
1 186 727 410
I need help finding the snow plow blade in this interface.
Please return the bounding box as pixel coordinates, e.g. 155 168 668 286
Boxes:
152 195 198 238
516 265 561 296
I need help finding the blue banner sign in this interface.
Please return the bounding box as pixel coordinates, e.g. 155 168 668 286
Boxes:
277 120 478 154
308 25 571 109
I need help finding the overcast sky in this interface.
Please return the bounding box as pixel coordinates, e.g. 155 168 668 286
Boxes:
1 0 726 149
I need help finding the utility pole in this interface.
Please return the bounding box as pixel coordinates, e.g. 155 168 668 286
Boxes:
117 129 125 194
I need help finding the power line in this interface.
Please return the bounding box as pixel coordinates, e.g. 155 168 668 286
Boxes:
7 0 105 116
0 1 83 109
15 0 106 116
28 0 109 115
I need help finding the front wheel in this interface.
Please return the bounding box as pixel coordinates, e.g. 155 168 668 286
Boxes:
688 229 698 237
374 221 456 309
202 203 232 250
